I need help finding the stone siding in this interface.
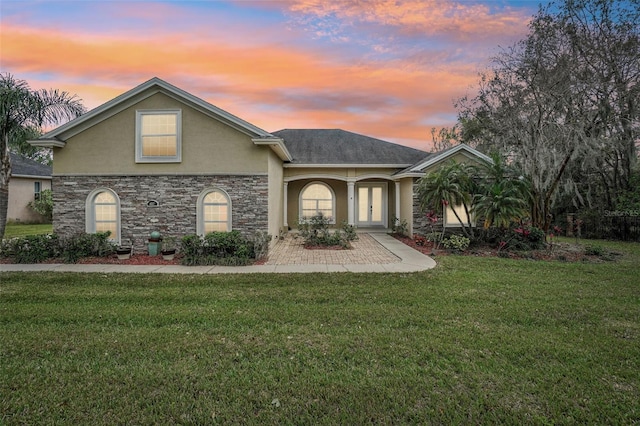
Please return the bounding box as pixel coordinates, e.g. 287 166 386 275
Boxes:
53 175 268 250
412 181 445 236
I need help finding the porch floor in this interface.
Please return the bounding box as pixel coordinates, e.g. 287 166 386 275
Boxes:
266 233 401 265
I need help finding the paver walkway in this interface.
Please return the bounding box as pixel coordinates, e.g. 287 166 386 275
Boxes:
0 233 436 274
266 233 400 265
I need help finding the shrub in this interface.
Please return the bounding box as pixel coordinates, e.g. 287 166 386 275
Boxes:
298 215 355 249
0 233 60 263
391 215 408 236
181 231 268 266
502 225 546 251
442 234 471 252
61 232 116 263
28 189 53 222
584 244 605 256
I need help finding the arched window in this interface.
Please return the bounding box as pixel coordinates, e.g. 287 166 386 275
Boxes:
86 188 120 243
300 182 335 222
197 188 231 235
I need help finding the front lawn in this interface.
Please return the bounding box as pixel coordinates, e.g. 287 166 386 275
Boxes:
3 222 52 239
1 242 639 424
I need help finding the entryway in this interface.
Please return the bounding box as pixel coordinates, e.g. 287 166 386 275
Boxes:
356 183 387 227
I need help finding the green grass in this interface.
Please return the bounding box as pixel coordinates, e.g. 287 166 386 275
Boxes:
3 222 52 239
1 240 639 424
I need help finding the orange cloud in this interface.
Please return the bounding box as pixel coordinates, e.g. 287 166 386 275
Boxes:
1 7 490 150
287 0 530 41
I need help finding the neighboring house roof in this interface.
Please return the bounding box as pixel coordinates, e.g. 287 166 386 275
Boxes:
28 77 292 161
10 152 52 179
273 129 430 167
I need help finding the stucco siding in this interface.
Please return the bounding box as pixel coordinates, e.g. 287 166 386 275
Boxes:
267 150 283 243
8 177 52 223
53 92 268 175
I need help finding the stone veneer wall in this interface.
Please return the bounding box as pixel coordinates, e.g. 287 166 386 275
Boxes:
412 180 446 236
53 175 269 250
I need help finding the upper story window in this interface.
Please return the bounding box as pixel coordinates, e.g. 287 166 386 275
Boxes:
136 110 182 163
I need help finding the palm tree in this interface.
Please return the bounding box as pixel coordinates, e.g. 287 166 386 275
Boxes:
472 153 530 229
417 160 476 241
0 73 85 238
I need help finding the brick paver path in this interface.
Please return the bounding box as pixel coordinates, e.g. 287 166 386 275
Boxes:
266 233 400 265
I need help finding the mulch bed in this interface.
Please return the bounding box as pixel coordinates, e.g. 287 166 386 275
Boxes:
392 234 615 263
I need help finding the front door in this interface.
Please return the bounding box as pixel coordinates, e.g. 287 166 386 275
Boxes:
357 183 387 227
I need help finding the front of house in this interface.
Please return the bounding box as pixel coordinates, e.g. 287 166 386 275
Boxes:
29 78 490 249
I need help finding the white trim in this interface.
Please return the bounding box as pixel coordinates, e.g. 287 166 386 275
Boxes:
27 138 66 148
347 181 355 225
12 174 52 180
299 181 336 224
196 188 232 235
408 144 492 172
284 163 413 168
53 172 268 177
252 137 293 161
85 187 121 244
135 109 182 163
284 173 398 183
285 173 350 183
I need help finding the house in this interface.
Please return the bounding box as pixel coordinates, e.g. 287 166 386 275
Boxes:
29 77 490 249
7 152 52 224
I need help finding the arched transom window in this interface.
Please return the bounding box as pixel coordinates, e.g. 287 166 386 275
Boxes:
86 188 120 243
198 189 231 235
300 182 335 222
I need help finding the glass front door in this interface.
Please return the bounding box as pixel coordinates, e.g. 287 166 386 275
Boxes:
357 183 386 227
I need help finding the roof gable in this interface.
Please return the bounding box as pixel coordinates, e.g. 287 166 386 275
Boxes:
10 152 52 178
42 77 275 140
394 143 492 178
273 129 429 166
29 77 292 161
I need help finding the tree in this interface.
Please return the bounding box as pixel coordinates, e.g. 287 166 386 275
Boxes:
416 161 476 240
10 125 51 165
472 153 530 229
457 0 639 233
0 74 85 238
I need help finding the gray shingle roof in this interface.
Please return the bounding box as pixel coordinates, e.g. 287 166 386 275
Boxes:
272 129 430 165
10 152 52 178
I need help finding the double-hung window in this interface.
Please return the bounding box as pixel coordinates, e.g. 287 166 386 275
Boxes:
136 110 182 163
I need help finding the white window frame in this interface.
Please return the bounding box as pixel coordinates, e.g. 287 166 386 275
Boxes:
85 188 121 244
299 181 336 224
445 203 475 227
197 188 232 236
34 181 41 201
135 109 182 163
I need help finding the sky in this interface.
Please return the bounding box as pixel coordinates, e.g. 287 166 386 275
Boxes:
0 0 547 151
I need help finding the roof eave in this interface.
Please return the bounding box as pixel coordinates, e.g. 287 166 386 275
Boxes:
252 137 293 162
284 163 414 168
12 174 52 180
27 138 66 148
409 144 492 172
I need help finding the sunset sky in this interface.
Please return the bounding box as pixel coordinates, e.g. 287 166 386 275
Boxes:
1 0 546 150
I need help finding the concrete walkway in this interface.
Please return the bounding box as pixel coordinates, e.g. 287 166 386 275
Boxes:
0 233 436 274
